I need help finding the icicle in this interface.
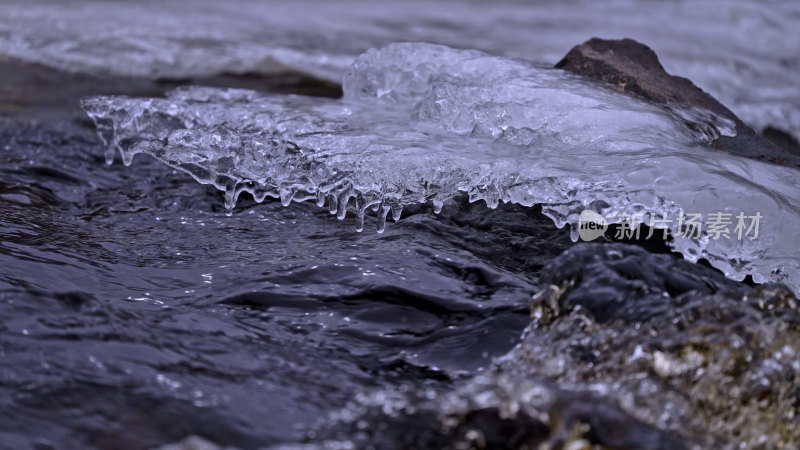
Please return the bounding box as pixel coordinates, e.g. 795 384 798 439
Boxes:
484 197 499 209
355 209 365 232
328 193 337 215
253 190 267 203
224 179 238 216
316 190 326 207
121 149 135 166
432 199 443 214
279 188 295 206
377 204 391 234
336 192 351 220
104 146 116 165
391 206 403 222
569 223 579 242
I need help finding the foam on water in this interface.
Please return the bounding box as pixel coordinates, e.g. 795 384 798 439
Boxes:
81 43 800 292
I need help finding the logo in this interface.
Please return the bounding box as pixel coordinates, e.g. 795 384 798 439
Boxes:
578 210 608 241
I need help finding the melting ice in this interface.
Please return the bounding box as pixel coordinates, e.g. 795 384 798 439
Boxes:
3 0 799 137
82 43 800 293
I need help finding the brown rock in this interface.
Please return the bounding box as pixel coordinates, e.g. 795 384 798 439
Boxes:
556 38 799 168
763 126 800 155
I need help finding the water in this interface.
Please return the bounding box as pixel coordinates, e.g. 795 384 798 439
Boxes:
82 43 800 292
1 1 799 449
316 243 800 449
1 113 584 448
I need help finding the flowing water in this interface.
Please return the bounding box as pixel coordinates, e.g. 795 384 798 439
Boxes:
1 112 578 448
1 1 799 449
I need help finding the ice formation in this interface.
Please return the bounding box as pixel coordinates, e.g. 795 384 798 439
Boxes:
3 0 799 138
82 43 800 292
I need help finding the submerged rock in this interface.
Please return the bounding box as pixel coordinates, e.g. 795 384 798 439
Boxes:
556 38 800 168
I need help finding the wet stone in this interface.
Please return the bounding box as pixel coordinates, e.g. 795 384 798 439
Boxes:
556 38 800 168
523 243 800 447
307 243 799 449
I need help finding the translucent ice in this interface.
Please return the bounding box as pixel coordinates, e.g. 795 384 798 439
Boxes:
4 0 799 138
82 43 800 292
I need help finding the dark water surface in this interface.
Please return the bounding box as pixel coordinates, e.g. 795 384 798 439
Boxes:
2 39 799 448
0 59 576 449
